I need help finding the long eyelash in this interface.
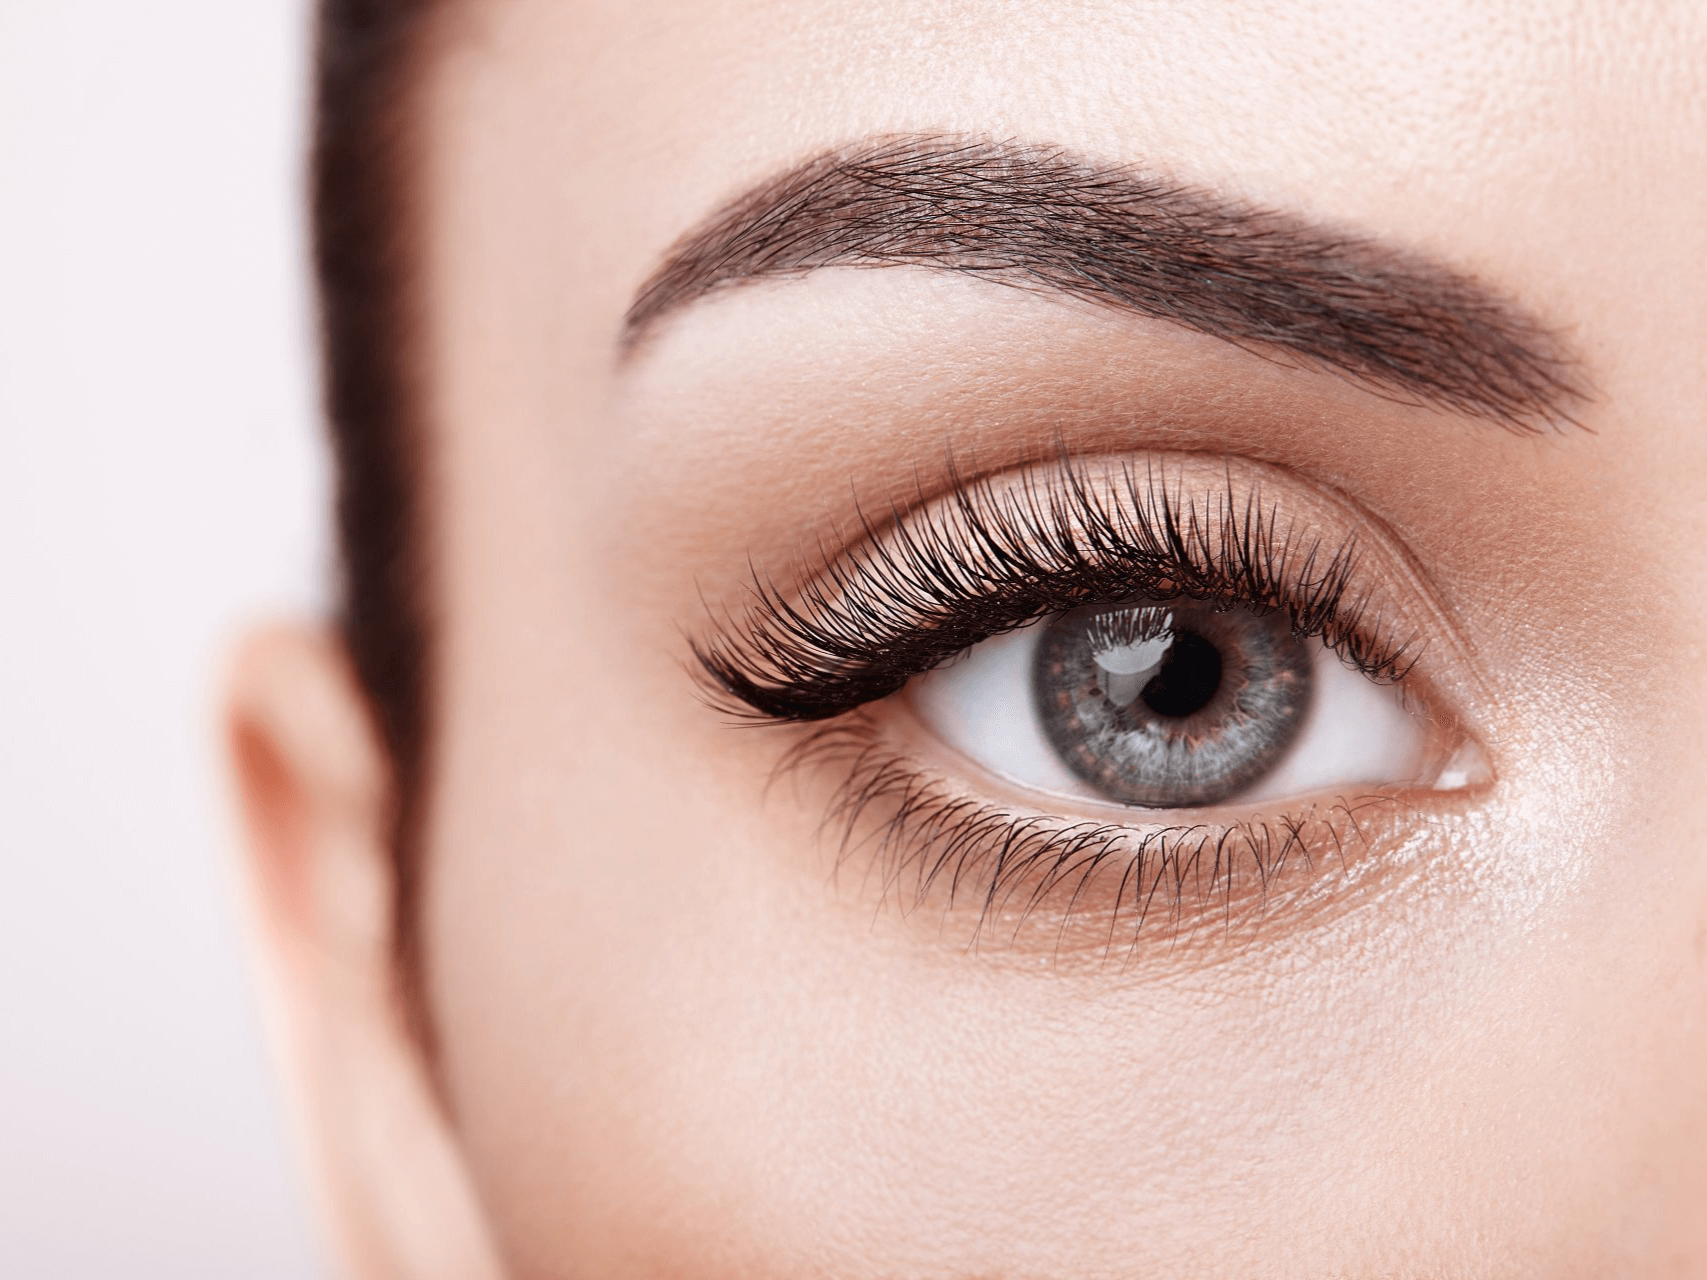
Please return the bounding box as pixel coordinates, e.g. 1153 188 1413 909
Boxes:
696 454 1420 722
788 715 1393 951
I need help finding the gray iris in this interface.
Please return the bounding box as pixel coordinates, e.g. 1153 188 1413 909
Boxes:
1031 599 1314 807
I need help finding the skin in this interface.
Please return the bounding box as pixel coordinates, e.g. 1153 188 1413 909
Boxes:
227 1 1707 1276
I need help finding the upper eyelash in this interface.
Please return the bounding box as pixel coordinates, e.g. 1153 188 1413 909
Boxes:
695 454 1421 723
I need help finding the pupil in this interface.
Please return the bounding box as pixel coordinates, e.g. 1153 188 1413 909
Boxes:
1139 631 1222 718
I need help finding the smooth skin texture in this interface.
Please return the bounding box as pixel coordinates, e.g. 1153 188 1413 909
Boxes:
229 1 1707 1276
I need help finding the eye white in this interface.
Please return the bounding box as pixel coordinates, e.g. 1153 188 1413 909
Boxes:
907 621 1432 809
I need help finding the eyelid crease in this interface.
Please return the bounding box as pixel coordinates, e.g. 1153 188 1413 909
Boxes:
694 451 1445 727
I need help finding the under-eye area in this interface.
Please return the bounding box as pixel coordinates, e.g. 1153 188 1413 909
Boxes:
776 714 1461 962
695 452 1491 958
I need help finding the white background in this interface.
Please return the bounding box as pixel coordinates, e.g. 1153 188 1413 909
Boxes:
1 2 329 1274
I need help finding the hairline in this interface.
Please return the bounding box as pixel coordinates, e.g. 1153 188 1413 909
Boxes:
314 0 465 1045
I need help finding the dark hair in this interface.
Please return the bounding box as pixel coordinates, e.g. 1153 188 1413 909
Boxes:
312 0 447 1020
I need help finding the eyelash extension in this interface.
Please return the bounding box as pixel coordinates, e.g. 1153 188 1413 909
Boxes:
791 713 1397 952
696 454 1421 724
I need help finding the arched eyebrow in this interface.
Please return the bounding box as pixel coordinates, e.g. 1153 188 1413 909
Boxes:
623 135 1585 431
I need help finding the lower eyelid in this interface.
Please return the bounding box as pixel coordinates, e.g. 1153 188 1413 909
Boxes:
784 709 1462 965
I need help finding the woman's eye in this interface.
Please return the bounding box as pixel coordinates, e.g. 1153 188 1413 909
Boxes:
909 598 1433 810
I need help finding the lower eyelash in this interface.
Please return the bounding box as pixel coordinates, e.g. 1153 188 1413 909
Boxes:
785 713 1401 958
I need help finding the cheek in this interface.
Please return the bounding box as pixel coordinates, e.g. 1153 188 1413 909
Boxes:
419 552 1707 1278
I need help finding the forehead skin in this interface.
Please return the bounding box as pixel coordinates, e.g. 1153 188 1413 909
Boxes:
414 2 1707 1277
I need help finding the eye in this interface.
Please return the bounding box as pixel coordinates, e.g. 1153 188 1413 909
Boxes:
697 454 1494 946
909 597 1432 810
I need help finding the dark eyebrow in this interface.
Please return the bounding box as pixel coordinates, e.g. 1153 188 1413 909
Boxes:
624 135 1585 431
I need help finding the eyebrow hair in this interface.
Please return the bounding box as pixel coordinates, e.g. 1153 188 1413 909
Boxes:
624 135 1585 430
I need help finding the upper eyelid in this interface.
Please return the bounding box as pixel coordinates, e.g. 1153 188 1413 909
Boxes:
695 451 1462 725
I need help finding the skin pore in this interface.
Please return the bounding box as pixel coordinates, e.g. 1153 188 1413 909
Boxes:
228 1 1707 1277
